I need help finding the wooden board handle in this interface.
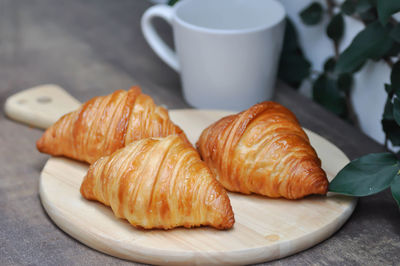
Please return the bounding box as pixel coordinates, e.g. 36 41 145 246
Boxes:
4 84 81 129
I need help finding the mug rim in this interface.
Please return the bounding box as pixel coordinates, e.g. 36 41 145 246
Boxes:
172 0 286 35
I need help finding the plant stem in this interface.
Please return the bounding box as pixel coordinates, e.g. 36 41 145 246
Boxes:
326 0 335 16
325 0 360 126
311 70 322 76
345 90 360 127
325 0 340 58
333 42 340 60
389 17 398 26
323 1 339 55
384 58 394 68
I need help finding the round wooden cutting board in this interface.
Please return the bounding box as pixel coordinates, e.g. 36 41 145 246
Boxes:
39 109 356 265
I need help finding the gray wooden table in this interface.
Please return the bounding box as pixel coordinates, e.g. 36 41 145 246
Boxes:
1 1 399 265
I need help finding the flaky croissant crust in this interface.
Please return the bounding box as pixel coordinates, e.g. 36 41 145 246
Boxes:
80 135 234 230
196 101 328 199
37 87 189 164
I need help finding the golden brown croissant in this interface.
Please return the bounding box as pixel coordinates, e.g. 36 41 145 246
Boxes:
37 87 189 164
196 101 328 199
80 135 234 230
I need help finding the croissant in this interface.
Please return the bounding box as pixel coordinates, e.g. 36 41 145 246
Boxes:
80 135 234 230
196 101 328 200
37 87 189 164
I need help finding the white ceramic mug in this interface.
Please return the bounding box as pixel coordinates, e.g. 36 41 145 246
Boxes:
141 0 286 110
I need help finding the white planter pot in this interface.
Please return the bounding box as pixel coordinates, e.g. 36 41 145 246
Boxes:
279 0 391 146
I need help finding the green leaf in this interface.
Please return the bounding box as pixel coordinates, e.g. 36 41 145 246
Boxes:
359 9 378 24
337 73 353 94
327 13 345 42
300 2 324 25
168 0 179 6
382 119 400 146
384 42 400 58
385 83 400 102
394 98 400 126
391 61 400 89
341 0 356 15
369 38 394 60
329 153 400 196
278 18 311 88
383 97 394 120
313 74 347 116
377 0 400 25
281 18 300 52
278 53 311 88
391 174 400 209
385 83 393 94
356 0 373 13
324 57 336 72
335 22 393 74
390 24 400 43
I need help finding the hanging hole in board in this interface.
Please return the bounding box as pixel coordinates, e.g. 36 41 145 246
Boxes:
37 96 52 104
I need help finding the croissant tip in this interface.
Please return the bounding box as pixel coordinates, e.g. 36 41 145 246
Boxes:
36 135 45 152
218 198 235 229
211 213 235 230
224 214 235 229
80 172 95 200
313 178 329 195
79 182 85 197
292 175 328 200
129 86 142 93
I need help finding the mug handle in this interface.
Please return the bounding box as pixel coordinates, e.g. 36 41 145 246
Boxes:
141 5 180 72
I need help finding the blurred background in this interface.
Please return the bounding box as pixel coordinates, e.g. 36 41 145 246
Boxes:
1 0 400 150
